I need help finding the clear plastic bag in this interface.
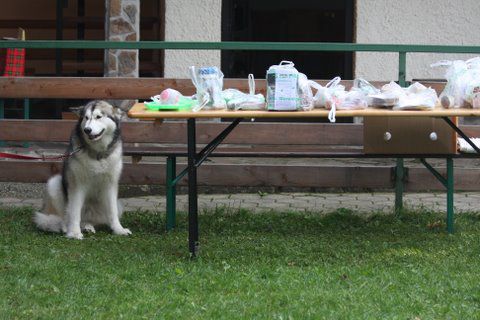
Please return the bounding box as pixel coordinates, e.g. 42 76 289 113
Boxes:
223 74 265 111
393 82 438 110
364 81 401 108
326 90 368 111
325 81 368 122
431 57 480 108
298 73 314 111
353 78 379 95
189 66 226 111
311 76 345 108
352 78 399 108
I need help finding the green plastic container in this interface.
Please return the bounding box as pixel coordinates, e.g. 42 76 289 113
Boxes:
144 97 195 111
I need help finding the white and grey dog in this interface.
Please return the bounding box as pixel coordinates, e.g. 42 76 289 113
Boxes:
34 100 131 239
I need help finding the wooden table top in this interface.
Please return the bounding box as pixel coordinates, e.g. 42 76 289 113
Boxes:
128 103 480 120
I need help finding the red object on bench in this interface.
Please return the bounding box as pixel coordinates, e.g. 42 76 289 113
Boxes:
1 28 26 77
0 47 25 77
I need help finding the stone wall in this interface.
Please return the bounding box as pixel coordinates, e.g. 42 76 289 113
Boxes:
104 0 140 110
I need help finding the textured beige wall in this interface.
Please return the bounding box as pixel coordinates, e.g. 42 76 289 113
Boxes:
356 0 480 81
164 0 221 78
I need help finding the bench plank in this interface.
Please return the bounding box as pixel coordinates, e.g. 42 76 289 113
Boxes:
2 161 480 191
0 120 364 145
0 77 393 99
3 119 480 145
0 161 392 188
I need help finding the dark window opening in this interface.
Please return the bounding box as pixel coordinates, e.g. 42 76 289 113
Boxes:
222 0 354 80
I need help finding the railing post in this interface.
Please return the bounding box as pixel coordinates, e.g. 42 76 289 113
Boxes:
398 51 407 87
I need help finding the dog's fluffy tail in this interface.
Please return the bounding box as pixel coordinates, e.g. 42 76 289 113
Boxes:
33 212 64 233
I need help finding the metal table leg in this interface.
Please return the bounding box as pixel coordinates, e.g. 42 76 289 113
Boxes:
441 116 480 233
187 118 199 257
420 157 454 234
394 158 404 214
446 157 454 233
174 118 242 256
166 155 176 231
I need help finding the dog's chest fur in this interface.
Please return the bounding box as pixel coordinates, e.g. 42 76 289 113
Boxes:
68 144 123 189
75 146 122 176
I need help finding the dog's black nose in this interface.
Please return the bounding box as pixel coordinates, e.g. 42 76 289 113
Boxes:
84 127 92 135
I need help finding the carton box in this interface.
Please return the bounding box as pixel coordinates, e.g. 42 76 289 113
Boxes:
363 117 457 154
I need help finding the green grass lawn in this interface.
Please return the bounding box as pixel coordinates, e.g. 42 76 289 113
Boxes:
1 206 480 319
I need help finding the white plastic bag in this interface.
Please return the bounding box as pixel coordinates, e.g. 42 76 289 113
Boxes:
325 81 368 122
393 82 438 110
298 73 314 111
326 90 368 111
189 66 226 111
353 78 379 96
223 74 265 111
311 76 345 108
431 57 480 108
353 78 400 108
364 81 401 108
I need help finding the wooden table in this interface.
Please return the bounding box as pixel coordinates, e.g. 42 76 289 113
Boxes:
128 103 480 256
129 103 480 119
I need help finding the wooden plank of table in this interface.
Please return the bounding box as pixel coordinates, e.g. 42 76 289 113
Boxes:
129 103 480 119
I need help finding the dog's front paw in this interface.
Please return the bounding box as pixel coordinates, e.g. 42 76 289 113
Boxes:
66 231 84 240
113 227 132 236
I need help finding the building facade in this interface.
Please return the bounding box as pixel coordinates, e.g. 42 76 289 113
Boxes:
1 0 479 81
164 0 480 81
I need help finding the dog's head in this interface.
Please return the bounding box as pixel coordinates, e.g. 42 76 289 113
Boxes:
77 100 124 143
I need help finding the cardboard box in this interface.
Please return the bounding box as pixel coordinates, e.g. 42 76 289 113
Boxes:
363 117 457 154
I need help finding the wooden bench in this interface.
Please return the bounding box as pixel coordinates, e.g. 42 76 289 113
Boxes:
1 77 480 233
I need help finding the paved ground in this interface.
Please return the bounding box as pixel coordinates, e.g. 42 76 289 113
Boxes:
2 192 480 214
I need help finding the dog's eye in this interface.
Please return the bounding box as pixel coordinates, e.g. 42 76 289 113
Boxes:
85 116 90 120
95 115 102 119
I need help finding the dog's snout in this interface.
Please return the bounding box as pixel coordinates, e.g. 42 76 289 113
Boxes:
84 127 92 135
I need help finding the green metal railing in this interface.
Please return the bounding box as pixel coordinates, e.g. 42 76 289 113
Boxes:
2 40 480 86
2 40 480 85
3 40 480 52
